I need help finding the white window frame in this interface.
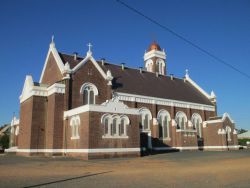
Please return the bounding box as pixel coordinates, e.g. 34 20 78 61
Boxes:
70 115 80 140
225 126 232 141
157 110 171 140
191 113 203 138
80 82 98 105
145 59 153 72
156 59 165 75
101 114 129 139
175 111 187 130
139 108 152 132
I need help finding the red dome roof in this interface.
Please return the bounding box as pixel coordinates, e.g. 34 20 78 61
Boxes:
147 41 161 52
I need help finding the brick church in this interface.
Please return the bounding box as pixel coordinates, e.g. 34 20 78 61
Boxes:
7 39 239 159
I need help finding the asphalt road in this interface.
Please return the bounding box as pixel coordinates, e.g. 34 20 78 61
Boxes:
1 150 250 188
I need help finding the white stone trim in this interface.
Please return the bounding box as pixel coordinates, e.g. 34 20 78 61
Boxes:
39 42 65 83
11 117 19 126
185 75 211 100
144 49 166 61
7 148 140 153
176 129 197 133
204 113 235 124
72 54 107 80
102 135 129 139
152 145 240 151
20 75 65 103
115 92 215 112
64 99 139 119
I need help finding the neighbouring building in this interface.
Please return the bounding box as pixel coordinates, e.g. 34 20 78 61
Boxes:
6 39 239 159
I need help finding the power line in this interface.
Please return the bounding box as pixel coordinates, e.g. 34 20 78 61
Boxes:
116 0 250 80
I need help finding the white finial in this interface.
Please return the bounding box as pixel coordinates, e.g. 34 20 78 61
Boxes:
185 69 189 78
50 35 55 48
106 70 113 85
211 90 216 98
52 35 54 43
87 42 93 56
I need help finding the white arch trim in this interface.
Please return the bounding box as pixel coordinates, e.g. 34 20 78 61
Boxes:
157 109 171 120
139 107 152 120
80 82 98 95
175 111 187 122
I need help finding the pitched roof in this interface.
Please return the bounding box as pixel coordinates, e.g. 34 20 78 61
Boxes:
57 52 213 106
59 52 84 69
238 131 250 138
97 62 213 106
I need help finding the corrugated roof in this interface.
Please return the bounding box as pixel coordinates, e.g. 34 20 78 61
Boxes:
58 52 213 106
238 131 250 138
98 62 213 106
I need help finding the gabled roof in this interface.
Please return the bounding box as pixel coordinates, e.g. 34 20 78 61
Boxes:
97 62 213 106
58 53 84 69
238 131 250 139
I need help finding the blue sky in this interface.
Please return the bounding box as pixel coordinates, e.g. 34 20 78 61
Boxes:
0 0 249 129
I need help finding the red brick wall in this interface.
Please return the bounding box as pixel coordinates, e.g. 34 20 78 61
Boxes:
71 60 108 109
41 52 62 85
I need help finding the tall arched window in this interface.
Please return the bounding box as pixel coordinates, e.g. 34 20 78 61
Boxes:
225 126 231 141
139 108 152 131
175 111 187 130
70 115 80 139
80 82 98 105
101 114 129 138
145 60 153 72
157 110 171 139
191 113 203 138
156 59 165 75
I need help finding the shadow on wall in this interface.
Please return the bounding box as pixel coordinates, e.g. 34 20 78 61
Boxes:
140 132 205 156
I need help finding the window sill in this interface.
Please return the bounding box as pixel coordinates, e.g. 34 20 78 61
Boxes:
160 137 171 141
176 129 196 133
102 135 129 139
71 136 80 140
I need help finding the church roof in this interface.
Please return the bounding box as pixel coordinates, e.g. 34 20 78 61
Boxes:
57 51 213 106
97 62 213 106
59 52 83 69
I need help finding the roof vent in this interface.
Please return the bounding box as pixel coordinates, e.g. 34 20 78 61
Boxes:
101 58 106 66
121 63 125 70
170 74 174 80
139 67 143 73
73 52 78 60
183 77 186 82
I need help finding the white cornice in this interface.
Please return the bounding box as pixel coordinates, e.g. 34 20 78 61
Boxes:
204 113 235 125
144 49 166 61
39 42 65 83
185 75 212 100
20 75 65 103
64 98 139 119
115 92 215 112
72 54 107 80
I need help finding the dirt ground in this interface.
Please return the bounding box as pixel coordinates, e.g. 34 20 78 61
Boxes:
0 150 250 188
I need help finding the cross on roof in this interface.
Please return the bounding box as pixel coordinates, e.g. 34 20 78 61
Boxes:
87 43 93 52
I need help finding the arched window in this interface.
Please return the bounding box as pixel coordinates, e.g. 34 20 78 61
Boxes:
175 111 187 130
156 59 165 75
139 108 152 131
145 60 153 72
101 114 129 138
70 115 80 139
191 113 203 138
225 126 231 141
157 110 171 139
80 82 98 105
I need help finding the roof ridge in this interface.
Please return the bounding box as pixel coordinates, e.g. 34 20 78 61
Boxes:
96 60 183 80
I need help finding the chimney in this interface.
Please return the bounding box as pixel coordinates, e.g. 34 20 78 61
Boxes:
170 74 174 80
73 52 78 60
101 58 105 66
139 67 143 73
121 63 125 70
156 72 159 77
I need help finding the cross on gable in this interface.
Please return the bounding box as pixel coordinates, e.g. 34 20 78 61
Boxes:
87 43 93 52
